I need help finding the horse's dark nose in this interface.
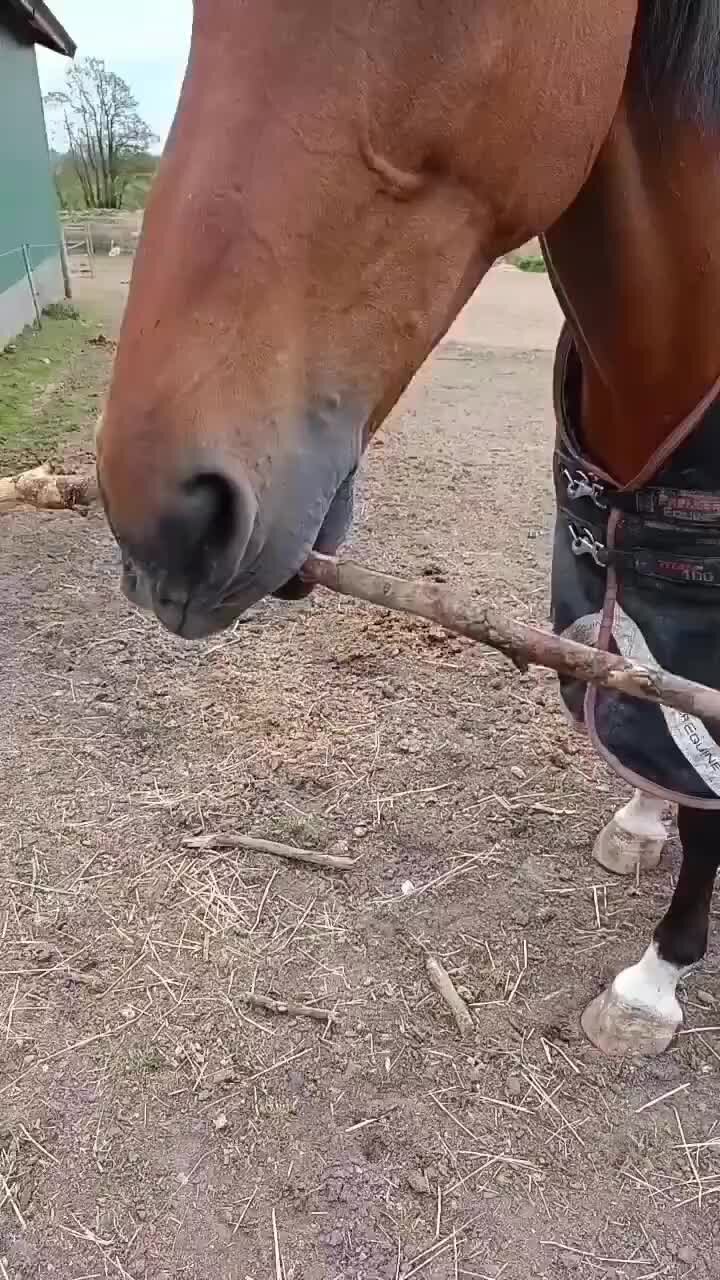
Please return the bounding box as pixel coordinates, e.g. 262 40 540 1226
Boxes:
148 468 259 601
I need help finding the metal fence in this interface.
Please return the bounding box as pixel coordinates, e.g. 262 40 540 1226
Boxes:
0 239 71 328
61 222 95 278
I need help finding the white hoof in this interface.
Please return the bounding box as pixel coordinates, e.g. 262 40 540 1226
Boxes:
581 985 680 1056
592 792 669 876
592 816 665 876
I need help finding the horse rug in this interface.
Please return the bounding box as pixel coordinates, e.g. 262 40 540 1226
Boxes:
551 324 720 808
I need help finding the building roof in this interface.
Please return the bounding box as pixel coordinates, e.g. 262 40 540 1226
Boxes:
3 0 76 57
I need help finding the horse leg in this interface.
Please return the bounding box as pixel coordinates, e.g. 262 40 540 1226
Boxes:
582 806 719 1055
592 788 670 876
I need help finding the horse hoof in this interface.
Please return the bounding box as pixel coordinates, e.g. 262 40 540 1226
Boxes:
581 987 680 1057
592 816 665 876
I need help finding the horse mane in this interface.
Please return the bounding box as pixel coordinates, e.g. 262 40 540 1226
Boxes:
634 1 720 122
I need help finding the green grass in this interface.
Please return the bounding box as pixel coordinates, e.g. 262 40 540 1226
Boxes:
514 255 547 274
42 301 80 321
0 311 112 472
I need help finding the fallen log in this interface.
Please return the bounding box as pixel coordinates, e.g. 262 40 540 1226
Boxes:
302 551 720 726
0 465 98 515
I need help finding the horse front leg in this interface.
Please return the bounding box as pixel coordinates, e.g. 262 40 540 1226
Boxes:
582 806 719 1055
593 788 671 876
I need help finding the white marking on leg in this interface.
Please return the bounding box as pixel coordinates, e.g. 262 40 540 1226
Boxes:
612 941 689 1025
615 790 669 840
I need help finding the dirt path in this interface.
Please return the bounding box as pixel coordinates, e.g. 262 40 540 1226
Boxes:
0 263 718 1280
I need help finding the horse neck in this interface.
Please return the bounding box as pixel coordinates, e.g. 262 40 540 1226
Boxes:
542 101 720 484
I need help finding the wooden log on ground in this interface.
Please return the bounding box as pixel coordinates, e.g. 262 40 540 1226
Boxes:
183 831 357 869
0 465 98 515
302 551 720 726
425 956 474 1037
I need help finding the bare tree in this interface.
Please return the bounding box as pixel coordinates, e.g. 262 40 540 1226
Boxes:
45 58 157 210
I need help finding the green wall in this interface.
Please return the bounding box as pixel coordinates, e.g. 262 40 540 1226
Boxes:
0 19 62 295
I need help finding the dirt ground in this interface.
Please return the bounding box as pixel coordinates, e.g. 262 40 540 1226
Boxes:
1 259 718 1280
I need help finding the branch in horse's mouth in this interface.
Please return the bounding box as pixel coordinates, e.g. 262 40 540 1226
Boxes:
272 525 340 600
273 469 357 601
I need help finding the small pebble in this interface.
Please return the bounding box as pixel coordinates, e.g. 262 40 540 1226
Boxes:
696 990 715 1008
677 1246 696 1265
213 1114 229 1132
506 1074 524 1099
407 1170 430 1195
212 1067 235 1085
510 765 526 780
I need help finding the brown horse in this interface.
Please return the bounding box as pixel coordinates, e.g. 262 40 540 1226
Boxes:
97 2 720 1056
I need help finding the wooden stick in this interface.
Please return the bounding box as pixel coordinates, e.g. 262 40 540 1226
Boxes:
182 832 356 870
425 956 474 1037
271 1208 285 1280
0 464 98 515
9 468 719 725
303 552 720 725
246 993 339 1023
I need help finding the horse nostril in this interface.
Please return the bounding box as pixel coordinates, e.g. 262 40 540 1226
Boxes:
183 472 238 555
158 467 258 589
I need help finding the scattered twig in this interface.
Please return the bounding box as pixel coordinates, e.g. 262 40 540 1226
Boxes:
0 1170 27 1230
200 1047 311 1111
272 1208 285 1280
183 832 356 870
506 938 528 1004
541 1038 582 1076
346 1117 380 1133
232 1187 258 1237
400 1212 482 1279
0 464 97 515
0 1001 151 1098
18 1123 59 1165
522 1069 586 1148
541 1241 655 1266
246 992 338 1023
303 552 720 724
425 957 474 1037
374 851 492 907
636 1083 691 1113
674 1106 703 1208
473 1093 531 1115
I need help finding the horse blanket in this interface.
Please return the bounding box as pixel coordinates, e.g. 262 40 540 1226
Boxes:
551 324 720 808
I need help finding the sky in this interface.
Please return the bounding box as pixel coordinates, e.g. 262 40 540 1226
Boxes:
36 0 193 150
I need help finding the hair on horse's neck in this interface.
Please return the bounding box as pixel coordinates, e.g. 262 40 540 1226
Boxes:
634 0 720 126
